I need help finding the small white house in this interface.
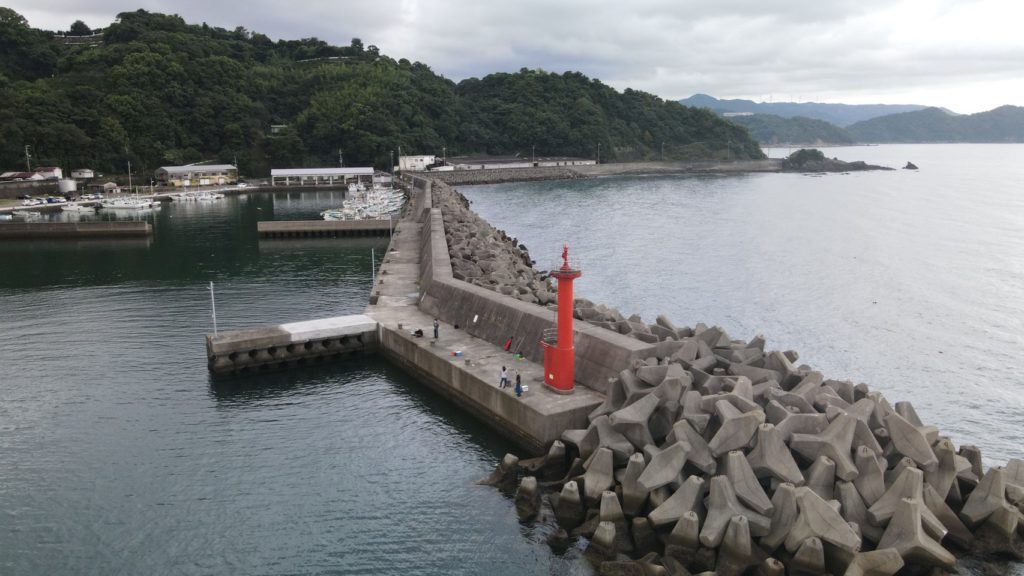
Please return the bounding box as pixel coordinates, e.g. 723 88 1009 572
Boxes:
34 167 63 179
398 155 436 172
155 164 237 187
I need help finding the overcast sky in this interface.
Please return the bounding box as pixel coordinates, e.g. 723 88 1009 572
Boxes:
9 0 1024 114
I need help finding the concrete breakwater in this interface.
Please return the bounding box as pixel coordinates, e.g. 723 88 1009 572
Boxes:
415 159 785 187
422 179 1024 572
424 166 588 186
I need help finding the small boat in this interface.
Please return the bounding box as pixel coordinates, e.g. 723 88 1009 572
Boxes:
61 203 97 213
100 197 156 211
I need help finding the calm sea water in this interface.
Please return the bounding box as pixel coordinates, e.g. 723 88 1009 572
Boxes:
0 193 585 575
2 145 1022 575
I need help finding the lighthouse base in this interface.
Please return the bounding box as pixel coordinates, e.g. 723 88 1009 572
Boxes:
541 341 576 394
543 382 575 395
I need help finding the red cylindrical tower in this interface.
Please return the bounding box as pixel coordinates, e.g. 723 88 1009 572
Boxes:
542 243 581 394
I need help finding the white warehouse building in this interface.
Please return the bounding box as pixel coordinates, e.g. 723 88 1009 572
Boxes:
270 167 374 186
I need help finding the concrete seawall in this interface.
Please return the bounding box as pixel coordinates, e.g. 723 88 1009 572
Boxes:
413 177 676 394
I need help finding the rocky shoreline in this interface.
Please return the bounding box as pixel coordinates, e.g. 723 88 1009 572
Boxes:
429 178 1023 575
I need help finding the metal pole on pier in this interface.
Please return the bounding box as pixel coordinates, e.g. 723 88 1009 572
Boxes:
209 281 218 335
371 248 376 287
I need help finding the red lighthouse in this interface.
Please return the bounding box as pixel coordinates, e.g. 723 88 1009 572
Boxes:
542 243 582 394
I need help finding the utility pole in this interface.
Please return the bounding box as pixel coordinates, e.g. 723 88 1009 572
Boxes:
390 150 394 174
442 145 446 165
338 149 343 167
597 143 601 164
661 141 664 161
24 145 31 171
532 144 535 166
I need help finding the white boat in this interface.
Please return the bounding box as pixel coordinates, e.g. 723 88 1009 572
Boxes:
61 203 97 213
100 197 156 211
321 188 405 221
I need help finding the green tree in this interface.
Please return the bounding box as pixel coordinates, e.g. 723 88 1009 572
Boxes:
69 20 92 36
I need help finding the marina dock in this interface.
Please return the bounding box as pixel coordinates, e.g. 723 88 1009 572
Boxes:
0 221 152 239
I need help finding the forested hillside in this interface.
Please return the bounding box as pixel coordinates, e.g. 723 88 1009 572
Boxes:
0 8 762 178
846 106 1024 143
725 114 855 145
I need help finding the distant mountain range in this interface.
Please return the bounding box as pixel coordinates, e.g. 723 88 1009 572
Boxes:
846 106 1024 143
680 95 1024 145
679 94 932 127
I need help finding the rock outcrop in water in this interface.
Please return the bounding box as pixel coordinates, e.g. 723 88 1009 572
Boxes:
781 148 892 173
487 323 1024 574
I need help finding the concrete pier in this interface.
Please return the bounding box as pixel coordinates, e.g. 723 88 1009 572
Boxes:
362 199 603 452
206 315 377 374
0 221 152 239
209 175 621 452
257 219 393 239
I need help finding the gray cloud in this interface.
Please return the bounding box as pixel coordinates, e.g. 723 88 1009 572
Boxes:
10 0 1024 113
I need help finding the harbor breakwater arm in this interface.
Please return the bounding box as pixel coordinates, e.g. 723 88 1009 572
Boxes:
207 168 1022 574
411 174 1024 574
